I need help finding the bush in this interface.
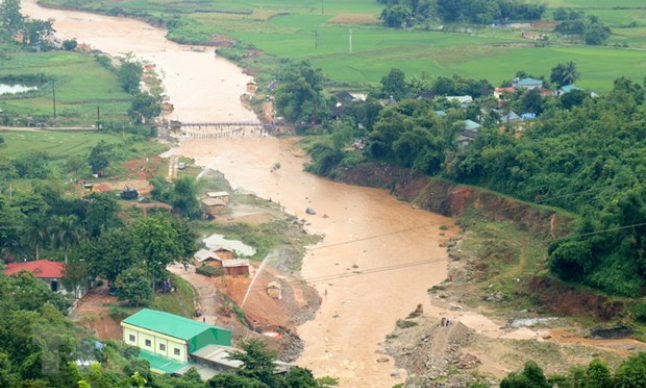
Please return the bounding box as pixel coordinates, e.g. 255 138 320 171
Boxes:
196 265 222 277
632 302 646 322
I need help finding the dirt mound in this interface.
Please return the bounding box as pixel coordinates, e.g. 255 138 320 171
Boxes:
385 316 477 387
528 276 624 320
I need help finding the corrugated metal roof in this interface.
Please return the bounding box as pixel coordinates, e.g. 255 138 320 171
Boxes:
194 249 222 263
137 350 188 374
191 345 243 368
175 364 219 380
207 191 230 198
121 309 230 342
222 259 250 268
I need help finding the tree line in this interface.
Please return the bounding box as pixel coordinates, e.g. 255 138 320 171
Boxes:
378 0 546 28
474 356 646 388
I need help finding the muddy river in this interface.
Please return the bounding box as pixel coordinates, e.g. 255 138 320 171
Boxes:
21 0 257 123
19 2 489 387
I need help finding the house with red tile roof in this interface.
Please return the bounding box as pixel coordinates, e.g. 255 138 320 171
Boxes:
3 260 85 297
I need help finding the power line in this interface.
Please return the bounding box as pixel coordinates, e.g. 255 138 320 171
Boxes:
308 221 444 251
205 257 446 300
551 221 646 242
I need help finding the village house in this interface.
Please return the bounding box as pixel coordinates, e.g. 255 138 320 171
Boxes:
456 120 482 149
194 248 249 276
557 84 583 96
331 91 368 119
446 95 473 108
493 86 516 99
211 246 235 260
194 249 222 268
512 77 543 90
221 259 251 277
3 260 89 298
201 197 227 216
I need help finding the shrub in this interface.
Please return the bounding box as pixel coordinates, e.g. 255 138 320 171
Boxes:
196 265 222 277
632 302 646 322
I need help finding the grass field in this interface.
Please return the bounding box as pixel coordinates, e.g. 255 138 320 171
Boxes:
0 51 133 125
38 0 646 92
0 130 168 178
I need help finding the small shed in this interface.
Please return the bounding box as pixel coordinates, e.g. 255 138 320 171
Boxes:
194 249 222 268
206 191 230 204
222 259 250 276
201 197 227 216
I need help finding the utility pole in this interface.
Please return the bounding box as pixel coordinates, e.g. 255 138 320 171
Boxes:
314 29 318 49
96 106 100 130
52 81 56 120
321 0 324 15
349 28 353 54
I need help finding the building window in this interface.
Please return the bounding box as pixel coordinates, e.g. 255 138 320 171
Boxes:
174 348 180 356
129 335 135 342
159 343 166 351
145 339 151 347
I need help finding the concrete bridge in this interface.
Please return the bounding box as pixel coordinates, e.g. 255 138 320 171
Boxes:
168 120 275 139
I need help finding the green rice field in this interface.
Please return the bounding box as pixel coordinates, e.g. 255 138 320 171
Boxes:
36 0 646 91
0 51 132 125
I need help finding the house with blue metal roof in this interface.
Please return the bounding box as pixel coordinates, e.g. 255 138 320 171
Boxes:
513 78 543 90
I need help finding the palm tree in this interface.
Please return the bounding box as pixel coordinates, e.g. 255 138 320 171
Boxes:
23 215 49 260
561 61 580 86
52 215 82 264
550 61 581 88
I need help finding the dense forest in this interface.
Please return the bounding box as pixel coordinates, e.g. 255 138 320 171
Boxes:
296 62 646 298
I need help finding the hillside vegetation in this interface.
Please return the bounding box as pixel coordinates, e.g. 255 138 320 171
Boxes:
304 73 646 300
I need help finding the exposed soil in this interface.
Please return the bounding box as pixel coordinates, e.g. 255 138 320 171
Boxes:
327 13 379 24
70 287 122 340
528 276 624 320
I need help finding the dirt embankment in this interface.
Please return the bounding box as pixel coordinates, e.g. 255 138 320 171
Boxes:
338 164 574 238
527 277 624 320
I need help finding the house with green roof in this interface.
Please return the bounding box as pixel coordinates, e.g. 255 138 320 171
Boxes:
121 309 232 365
